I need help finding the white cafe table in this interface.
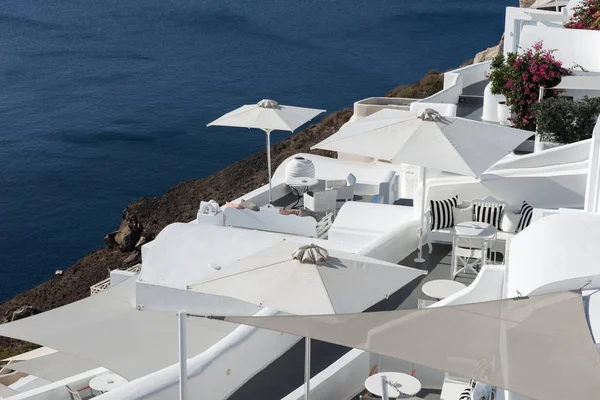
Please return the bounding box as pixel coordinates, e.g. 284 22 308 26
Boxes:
89 373 128 395
365 372 422 398
454 221 497 238
422 279 466 300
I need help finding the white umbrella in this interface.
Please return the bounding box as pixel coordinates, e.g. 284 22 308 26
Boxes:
312 108 532 262
188 240 426 400
207 100 325 203
220 291 600 400
188 240 425 315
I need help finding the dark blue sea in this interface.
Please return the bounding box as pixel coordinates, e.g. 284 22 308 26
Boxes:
0 0 513 300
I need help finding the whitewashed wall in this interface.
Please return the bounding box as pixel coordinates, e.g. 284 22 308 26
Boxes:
519 25 600 71
503 7 568 55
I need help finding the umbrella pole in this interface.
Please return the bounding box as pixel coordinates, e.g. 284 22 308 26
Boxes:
414 168 427 263
304 337 311 400
178 311 188 400
265 129 273 204
381 375 389 400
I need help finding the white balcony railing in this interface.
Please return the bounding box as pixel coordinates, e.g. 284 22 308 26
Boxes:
90 264 141 295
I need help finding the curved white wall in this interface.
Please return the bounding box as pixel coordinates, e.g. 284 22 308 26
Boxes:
418 62 491 105
507 212 600 297
520 25 600 71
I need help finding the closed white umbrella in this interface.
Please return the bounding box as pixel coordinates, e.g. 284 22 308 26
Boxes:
207 100 325 203
188 239 426 399
312 108 532 262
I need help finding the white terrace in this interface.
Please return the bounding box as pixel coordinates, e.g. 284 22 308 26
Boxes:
2 0 600 398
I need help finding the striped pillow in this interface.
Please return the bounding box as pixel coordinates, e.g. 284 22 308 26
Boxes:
516 201 534 232
430 196 459 230
473 200 505 229
459 386 473 400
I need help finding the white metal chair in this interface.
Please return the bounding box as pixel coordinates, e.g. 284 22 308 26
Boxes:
325 173 356 202
452 236 487 279
65 386 82 400
304 189 338 217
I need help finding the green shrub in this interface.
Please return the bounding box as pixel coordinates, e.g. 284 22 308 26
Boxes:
533 96 600 143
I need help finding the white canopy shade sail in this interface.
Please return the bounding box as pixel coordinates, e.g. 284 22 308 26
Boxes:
312 108 531 177
207 100 325 203
7 351 101 382
189 240 426 315
221 291 600 400
0 278 236 381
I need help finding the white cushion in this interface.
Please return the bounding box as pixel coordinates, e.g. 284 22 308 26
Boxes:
500 211 519 233
430 196 459 230
453 205 473 225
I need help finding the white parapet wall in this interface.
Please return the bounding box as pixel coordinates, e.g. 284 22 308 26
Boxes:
503 7 568 55
282 349 370 400
519 24 600 71
417 61 491 105
351 97 416 122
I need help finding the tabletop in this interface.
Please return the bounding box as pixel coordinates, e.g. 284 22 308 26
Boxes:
422 279 467 300
89 373 128 393
365 372 422 398
285 176 319 188
454 221 497 238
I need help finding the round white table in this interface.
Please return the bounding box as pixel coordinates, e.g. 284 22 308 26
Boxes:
422 279 467 300
454 221 498 238
286 177 319 209
89 373 128 394
365 372 421 398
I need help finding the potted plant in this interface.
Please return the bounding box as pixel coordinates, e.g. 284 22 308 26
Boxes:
488 54 513 125
487 42 570 131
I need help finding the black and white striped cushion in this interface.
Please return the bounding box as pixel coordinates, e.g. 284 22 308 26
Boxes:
473 200 505 229
459 386 473 400
516 201 534 232
430 196 458 230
